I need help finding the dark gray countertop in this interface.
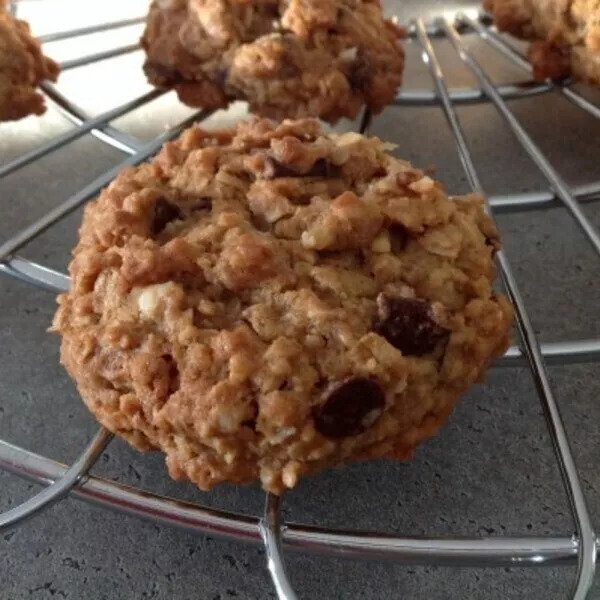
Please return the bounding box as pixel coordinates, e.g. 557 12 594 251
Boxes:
1 1 599 598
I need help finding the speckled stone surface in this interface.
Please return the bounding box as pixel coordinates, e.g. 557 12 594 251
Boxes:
0 1 599 598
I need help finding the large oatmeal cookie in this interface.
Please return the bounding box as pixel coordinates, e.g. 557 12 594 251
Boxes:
52 118 513 494
484 0 600 83
0 0 59 121
140 0 404 123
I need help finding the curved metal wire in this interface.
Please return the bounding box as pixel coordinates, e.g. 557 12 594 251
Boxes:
0 428 112 530
417 18 597 598
0 257 70 292
260 494 299 600
2 439 598 568
42 82 141 154
0 89 164 178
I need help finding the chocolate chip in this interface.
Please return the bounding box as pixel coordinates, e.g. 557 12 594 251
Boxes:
151 197 182 235
375 295 449 356
314 377 385 438
263 156 339 179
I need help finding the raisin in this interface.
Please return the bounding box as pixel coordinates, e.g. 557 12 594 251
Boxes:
314 378 384 438
375 295 449 356
263 156 339 179
151 197 182 235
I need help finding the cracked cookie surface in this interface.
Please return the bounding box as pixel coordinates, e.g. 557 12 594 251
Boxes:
141 0 404 123
0 0 59 121
484 0 600 83
53 118 513 493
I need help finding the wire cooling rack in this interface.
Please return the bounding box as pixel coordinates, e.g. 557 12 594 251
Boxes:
0 3 599 599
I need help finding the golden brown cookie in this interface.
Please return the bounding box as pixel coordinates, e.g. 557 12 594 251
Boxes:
141 0 404 123
52 118 513 494
0 2 59 121
484 0 600 84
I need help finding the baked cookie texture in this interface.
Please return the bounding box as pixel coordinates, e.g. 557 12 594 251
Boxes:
52 118 513 494
484 0 600 83
0 0 59 121
141 0 404 123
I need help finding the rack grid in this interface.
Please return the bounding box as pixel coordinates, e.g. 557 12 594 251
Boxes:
0 4 599 599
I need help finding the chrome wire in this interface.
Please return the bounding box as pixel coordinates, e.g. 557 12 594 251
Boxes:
261 494 299 600
489 182 600 213
0 89 164 178
2 439 597 568
394 81 552 106
59 43 141 72
38 17 145 43
462 14 600 121
42 82 142 153
0 257 70 292
0 428 112 530
442 24 600 257
416 18 597 598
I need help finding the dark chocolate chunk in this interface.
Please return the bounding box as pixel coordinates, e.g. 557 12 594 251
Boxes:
263 156 339 179
314 377 385 438
375 295 449 356
151 197 182 235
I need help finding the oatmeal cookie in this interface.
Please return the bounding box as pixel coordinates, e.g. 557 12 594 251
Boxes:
52 118 513 494
0 0 59 121
140 0 404 123
484 0 600 83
